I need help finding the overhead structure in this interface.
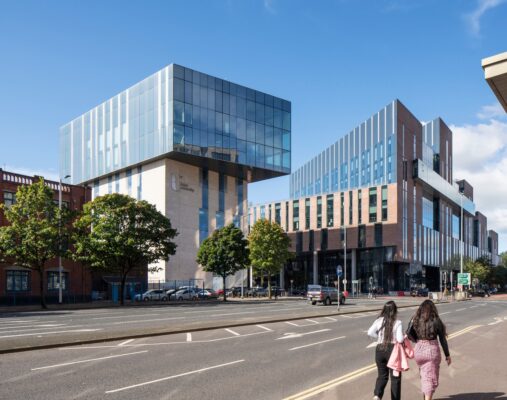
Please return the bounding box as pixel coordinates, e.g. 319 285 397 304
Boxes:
482 52 507 112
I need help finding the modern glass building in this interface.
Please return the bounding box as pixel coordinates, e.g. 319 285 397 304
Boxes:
60 64 291 284
251 100 499 293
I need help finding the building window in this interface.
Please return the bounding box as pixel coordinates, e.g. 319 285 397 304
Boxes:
216 211 224 229
126 170 132 196
6 270 30 292
293 200 300 231
358 189 362 224
275 203 281 225
358 225 366 248
236 178 244 216
349 191 353 225
137 166 142 200
369 187 377 223
114 173 120 192
374 223 383 247
326 194 334 227
219 173 225 213
268 204 272 221
108 176 112 194
260 205 265 220
285 201 289 231
340 192 344 226
47 271 68 291
93 180 99 199
3 191 16 208
381 185 388 221
305 198 310 230
317 196 322 229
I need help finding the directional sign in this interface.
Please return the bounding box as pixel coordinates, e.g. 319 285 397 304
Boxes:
457 273 471 285
336 265 343 278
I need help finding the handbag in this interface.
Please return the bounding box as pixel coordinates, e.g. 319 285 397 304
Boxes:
406 318 418 342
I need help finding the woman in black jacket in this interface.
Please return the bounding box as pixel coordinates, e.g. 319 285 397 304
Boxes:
407 300 451 400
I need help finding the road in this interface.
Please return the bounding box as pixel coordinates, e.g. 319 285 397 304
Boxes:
0 297 422 351
1 298 505 400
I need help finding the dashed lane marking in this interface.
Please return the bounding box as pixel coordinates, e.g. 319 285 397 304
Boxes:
224 328 241 336
276 329 331 340
186 333 192 342
0 328 101 339
305 319 319 324
289 336 345 351
118 339 135 346
324 317 337 322
256 325 273 332
32 350 148 371
285 321 300 327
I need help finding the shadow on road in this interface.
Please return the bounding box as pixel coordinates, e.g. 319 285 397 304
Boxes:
438 392 507 400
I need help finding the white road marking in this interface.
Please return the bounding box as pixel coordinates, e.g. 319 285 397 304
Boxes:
256 325 272 332
118 339 135 346
225 328 241 336
32 350 148 371
289 336 345 351
110 316 184 325
105 360 244 394
277 329 331 340
305 319 319 324
324 317 337 322
0 328 101 339
340 315 353 318
285 321 300 327
440 311 451 315
488 318 503 326
0 324 68 333
366 342 377 348
92 313 160 320
186 333 192 342
456 308 466 312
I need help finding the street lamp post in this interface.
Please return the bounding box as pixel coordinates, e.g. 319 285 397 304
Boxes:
459 189 464 293
343 223 347 293
58 175 71 304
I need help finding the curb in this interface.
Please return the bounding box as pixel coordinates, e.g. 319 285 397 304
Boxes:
0 302 449 355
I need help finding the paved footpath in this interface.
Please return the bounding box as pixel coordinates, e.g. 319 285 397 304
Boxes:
288 298 507 400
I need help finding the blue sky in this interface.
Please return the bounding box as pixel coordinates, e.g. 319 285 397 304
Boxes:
1 0 506 251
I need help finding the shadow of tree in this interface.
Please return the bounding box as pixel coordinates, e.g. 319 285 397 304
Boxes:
438 393 507 400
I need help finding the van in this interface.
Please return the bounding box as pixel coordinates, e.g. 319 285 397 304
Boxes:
307 285 345 306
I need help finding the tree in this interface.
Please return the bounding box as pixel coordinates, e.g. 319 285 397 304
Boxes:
0 179 70 309
73 194 177 305
196 224 249 302
248 219 292 299
464 257 491 286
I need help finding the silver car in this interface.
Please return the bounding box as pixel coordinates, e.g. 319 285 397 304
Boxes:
170 288 199 301
135 289 168 302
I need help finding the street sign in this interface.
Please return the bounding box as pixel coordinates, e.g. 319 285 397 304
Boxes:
457 273 471 285
343 279 348 285
336 265 343 278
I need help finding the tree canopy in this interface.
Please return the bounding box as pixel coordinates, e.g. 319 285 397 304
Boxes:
196 223 249 301
0 179 70 308
248 219 292 299
73 194 177 305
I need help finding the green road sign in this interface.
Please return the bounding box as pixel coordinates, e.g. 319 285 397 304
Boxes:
457 273 471 285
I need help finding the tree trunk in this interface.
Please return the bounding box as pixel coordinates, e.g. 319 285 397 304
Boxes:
38 268 47 309
268 272 272 299
223 275 227 302
120 272 127 306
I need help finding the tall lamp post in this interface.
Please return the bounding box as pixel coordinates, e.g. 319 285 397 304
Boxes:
459 189 464 291
343 223 347 293
58 174 71 304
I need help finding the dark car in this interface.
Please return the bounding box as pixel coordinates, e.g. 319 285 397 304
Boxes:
411 287 429 297
469 288 490 297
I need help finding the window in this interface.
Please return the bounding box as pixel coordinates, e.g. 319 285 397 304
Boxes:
369 187 377 223
108 176 112 194
285 201 289 231
358 190 362 224
326 194 334 227
126 169 132 196
293 200 300 231
275 203 281 225
3 191 16 208
358 225 366 248
115 173 120 192
305 198 310 229
137 166 142 200
47 271 68 291
6 270 30 292
381 185 388 221
374 223 383 247
317 196 322 229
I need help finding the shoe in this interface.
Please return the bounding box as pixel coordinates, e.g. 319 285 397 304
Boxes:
373 397 381 400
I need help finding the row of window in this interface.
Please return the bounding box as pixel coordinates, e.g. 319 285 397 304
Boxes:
5 270 68 292
3 191 70 209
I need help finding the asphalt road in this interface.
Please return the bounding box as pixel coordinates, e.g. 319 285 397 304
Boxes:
0 297 423 351
1 298 505 400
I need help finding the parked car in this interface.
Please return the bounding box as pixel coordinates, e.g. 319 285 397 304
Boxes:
307 285 345 306
251 286 268 297
410 287 429 297
216 288 233 297
170 288 199 301
469 288 490 297
134 289 168 302
197 289 218 299
165 289 178 299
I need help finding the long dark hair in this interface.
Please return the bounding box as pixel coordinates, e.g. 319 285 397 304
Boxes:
413 299 447 338
377 301 398 348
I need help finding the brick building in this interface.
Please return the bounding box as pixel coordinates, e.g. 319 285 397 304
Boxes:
0 169 92 305
249 100 500 293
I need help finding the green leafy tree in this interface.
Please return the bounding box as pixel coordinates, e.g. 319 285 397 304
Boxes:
0 179 70 309
464 256 491 286
73 194 177 305
196 224 249 302
248 219 292 299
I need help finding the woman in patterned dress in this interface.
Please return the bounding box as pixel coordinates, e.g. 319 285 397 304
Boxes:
408 300 451 400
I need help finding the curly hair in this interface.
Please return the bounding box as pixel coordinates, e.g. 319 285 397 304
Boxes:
413 299 447 339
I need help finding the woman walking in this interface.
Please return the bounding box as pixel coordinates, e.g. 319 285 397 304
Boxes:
408 299 451 400
368 300 404 400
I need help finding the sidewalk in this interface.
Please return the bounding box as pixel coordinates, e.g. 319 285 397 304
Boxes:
317 316 507 400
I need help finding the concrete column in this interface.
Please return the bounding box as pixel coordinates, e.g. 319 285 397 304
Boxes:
351 249 357 281
313 250 318 284
279 269 284 290
249 266 253 287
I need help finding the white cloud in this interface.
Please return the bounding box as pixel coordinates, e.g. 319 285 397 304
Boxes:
477 103 507 120
464 0 507 36
2 165 59 182
450 118 507 252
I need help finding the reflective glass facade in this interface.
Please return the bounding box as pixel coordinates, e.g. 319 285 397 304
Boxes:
61 64 291 185
290 101 396 199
